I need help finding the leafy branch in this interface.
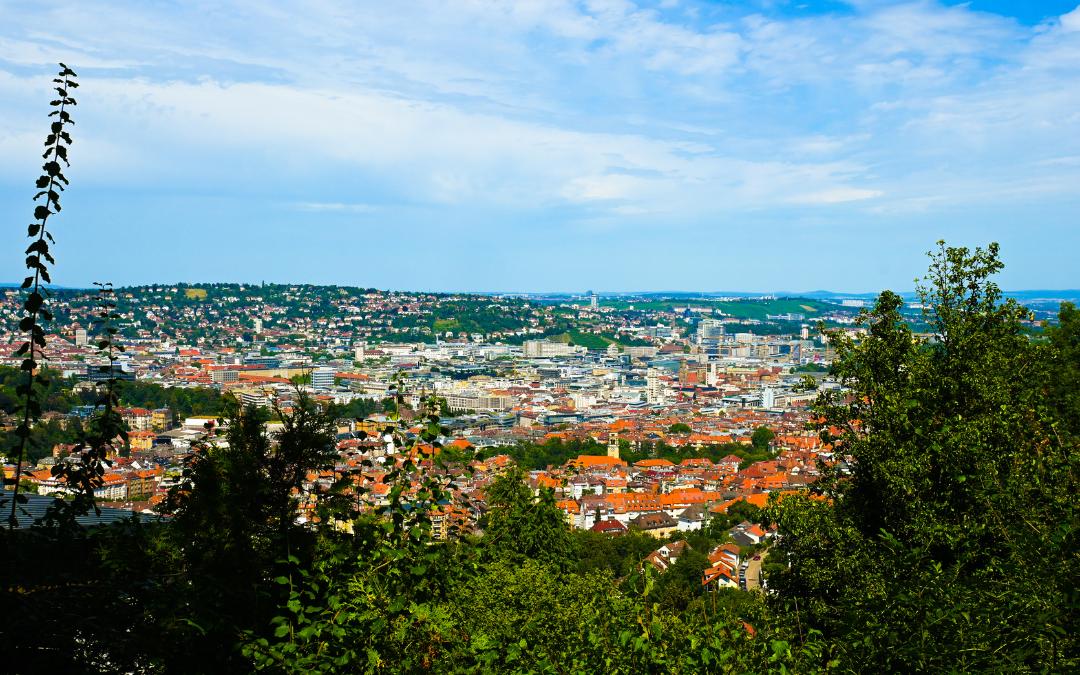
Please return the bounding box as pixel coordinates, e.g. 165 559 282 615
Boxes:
39 283 128 527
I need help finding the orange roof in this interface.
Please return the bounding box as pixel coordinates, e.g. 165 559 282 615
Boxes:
336 372 370 380
743 492 770 508
555 499 579 513
679 457 713 467
634 458 675 468
569 455 627 468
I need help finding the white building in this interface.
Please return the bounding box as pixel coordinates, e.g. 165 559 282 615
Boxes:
311 367 337 391
646 368 666 404
523 340 579 358
697 318 725 343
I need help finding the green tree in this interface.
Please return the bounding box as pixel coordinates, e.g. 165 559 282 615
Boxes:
649 547 710 612
768 242 1080 671
750 426 774 452
1045 301 1080 436
156 393 337 670
482 466 575 568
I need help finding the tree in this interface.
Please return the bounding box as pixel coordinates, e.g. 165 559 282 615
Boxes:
649 547 710 612
750 426 774 452
156 393 337 670
1045 301 1080 436
668 422 692 434
768 242 1080 671
482 466 575 568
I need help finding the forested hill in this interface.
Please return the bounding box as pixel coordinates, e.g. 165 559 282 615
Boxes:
1 282 861 346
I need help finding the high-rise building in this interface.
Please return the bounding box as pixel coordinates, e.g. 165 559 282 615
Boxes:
311 367 336 391
589 291 599 310
646 368 666 404
697 318 725 343
762 387 776 408
74 328 88 346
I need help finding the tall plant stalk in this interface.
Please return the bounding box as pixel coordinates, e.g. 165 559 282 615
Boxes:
6 64 77 528
48 282 128 518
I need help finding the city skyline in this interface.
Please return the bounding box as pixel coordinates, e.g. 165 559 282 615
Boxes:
2 1 1080 291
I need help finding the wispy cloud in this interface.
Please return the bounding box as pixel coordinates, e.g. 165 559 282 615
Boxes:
0 1 1078 291
291 202 378 213
790 187 884 205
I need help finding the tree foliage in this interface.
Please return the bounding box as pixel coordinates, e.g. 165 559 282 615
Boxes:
768 242 1080 671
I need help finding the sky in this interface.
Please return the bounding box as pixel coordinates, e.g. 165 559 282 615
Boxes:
1 0 1079 293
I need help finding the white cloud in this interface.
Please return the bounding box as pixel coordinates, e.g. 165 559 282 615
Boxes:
2 0 1080 226
1059 6 1080 32
790 187 884 205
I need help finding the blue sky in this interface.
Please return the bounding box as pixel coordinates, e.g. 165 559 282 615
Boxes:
1 0 1079 293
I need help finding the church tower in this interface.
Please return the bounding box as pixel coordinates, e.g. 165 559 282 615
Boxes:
607 432 620 459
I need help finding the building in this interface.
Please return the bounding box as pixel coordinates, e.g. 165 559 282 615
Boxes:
607 432 620 459
626 345 659 359
523 340 579 358
244 356 282 368
697 318 725 343
311 367 336 391
646 368 666 404
643 540 690 571
444 391 513 412
590 519 628 536
211 368 240 384
630 512 679 538
151 408 174 432
83 364 136 383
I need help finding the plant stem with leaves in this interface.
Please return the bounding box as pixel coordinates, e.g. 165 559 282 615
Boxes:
6 63 77 529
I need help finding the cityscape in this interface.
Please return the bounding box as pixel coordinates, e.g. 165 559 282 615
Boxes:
2 287 853 533
2 1 1079 673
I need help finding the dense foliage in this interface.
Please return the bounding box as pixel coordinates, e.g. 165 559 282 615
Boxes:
767 243 1080 671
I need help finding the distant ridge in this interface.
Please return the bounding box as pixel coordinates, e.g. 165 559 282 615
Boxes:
0 283 1077 303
